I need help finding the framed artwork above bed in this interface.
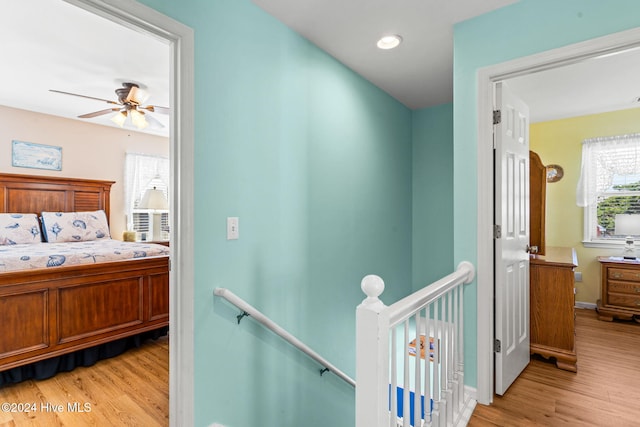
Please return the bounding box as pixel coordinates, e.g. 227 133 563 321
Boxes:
11 140 62 171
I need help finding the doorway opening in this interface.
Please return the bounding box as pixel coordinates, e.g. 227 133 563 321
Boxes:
476 27 640 405
61 1 195 424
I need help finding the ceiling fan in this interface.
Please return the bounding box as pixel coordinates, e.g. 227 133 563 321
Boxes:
49 82 169 130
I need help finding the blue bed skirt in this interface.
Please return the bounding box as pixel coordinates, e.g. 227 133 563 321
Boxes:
0 327 168 386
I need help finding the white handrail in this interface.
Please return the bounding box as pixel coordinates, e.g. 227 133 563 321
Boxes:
387 260 475 326
214 287 356 388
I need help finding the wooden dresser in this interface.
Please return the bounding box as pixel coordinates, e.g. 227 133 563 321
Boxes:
597 257 640 322
530 247 578 372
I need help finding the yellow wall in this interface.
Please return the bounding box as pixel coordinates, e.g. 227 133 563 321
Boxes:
0 105 169 239
531 107 640 304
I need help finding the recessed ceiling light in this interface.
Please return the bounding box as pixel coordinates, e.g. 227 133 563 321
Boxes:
377 35 402 50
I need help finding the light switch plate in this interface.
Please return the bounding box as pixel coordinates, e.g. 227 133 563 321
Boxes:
227 217 239 240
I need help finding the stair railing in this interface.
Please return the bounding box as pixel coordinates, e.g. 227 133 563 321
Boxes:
356 261 476 427
214 287 355 387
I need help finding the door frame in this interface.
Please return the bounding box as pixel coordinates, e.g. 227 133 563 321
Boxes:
65 1 195 425
476 26 640 405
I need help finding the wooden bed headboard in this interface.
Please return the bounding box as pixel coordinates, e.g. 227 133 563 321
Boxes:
0 173 115 220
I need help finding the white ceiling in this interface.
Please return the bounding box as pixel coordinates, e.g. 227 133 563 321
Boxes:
508 47 640 123
1 0 639 135
0 0 170 137
253 0 640 120
252 0 519 110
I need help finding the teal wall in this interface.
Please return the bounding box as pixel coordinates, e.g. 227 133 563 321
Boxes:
412 104 453 291
139 1 413 426
454 0 640 388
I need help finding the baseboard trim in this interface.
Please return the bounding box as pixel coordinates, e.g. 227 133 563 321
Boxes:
464 385 477 401
575 301 597 310
457 385 478 426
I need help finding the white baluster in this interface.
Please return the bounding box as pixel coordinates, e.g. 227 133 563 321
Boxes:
403 319 410 427
438 298 448 427
414 311 422 427
432 299 441 425
390 326 397 427
424 303 432 427
446 290 454 424
451 287 460 416
457 284 465 414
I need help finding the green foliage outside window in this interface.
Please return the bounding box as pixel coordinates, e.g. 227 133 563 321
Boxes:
597 182 640 236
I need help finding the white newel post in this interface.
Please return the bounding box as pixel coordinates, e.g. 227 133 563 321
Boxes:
356 274 390 427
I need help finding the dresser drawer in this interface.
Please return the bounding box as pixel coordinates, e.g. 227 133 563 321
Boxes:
607 293 640 309
608 268 640 282
608 281 640 295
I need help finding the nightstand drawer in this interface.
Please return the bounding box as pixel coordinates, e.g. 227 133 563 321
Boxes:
608 268 640 282
607 293 640 308
608 281 640 295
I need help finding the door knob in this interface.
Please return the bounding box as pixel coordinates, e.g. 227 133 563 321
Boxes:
527 245 539 254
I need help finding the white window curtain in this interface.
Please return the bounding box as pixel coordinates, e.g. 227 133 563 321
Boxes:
576 133 640 207
124 153 170 227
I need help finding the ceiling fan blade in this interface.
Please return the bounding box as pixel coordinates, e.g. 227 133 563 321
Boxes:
141 105 170 114
50 89 119 105
144 112 165 129
78 108 120 118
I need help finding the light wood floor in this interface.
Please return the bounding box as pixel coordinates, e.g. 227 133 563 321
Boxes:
470 308 640 426
0 336 168 427
2 309 638 426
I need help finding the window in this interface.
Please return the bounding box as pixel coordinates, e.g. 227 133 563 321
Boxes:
578 133 640 246
124 153 170 240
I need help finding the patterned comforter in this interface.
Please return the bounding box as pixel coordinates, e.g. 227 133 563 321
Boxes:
0 239 169 272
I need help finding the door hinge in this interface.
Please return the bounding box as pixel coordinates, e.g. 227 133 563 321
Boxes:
494 339 502 353
493 109 501 125
493 224 502 239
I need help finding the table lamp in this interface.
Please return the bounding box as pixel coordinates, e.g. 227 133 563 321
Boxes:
615 214 640 259
139 187 169 241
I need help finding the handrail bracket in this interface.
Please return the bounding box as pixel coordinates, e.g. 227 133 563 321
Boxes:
236 310 250 324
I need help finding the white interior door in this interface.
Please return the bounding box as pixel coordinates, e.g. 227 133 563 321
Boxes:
494 81 530 395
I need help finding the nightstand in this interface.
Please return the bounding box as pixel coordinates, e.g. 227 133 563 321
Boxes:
597 257 640 322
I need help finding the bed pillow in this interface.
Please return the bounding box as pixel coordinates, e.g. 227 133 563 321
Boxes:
41 210 111 242
0 213 42 245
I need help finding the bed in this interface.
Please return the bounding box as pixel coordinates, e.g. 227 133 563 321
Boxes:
0 173 169 383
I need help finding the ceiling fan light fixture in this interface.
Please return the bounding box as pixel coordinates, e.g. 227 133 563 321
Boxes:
130 108 149 129
377 34 402 50
110 110 127 127
125 84 149 105
51 82 168 131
